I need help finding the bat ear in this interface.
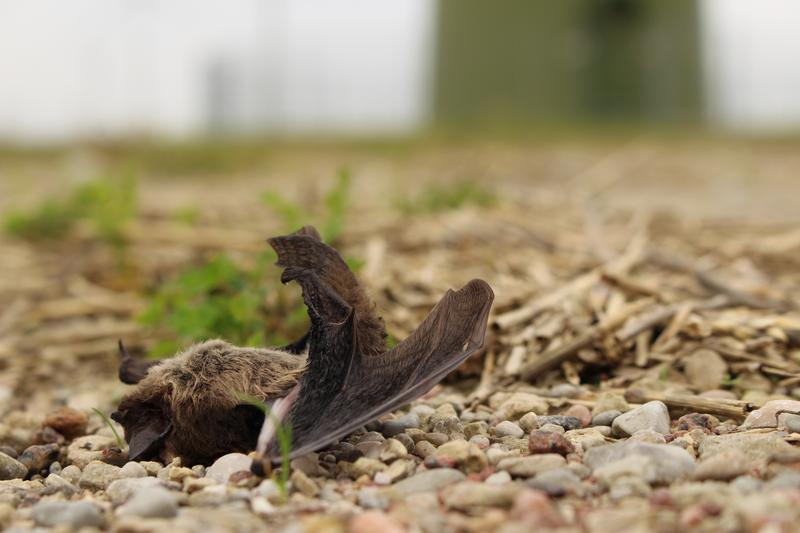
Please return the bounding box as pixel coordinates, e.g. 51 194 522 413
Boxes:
118 339 159 384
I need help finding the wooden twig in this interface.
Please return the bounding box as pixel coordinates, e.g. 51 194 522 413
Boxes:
516 298 652 382
614 295 729 342
625 389 757 420
493 229 647 331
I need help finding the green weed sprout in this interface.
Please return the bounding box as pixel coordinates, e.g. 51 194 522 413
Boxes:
92 408 125 449
233 391 292 503
261 167 352 244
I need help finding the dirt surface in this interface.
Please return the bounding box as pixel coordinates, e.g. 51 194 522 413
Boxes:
1 137 800 532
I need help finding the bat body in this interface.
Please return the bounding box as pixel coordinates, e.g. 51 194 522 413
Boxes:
112 226 493 467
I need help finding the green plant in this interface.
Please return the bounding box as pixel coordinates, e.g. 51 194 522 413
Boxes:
4 174 137 246
396 179 497 214
139 252 308 358
262 168 352 243
233 391 292 502
92 408 125 448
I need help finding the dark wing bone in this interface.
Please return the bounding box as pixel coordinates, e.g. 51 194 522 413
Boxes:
261 227 493 460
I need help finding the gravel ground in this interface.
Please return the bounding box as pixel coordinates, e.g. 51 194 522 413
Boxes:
1 139 800 532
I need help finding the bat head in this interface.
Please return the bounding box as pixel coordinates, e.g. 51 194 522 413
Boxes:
112 340 304 465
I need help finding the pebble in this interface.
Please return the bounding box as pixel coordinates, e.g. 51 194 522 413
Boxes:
79 460 122 490
60 464 82 484
585 441 695 484
563 405 592 428
0 452 27 480
493 421 524 438
692 449 751 481
539 423 566 434
629 429 667 444
169 466 196 483
357 440 383 459
140 461 163 476
740 399 800 429
387 468 465 497
591 393 629 415
42 407 88 439
117 487 179 518
424 432 450 446
765 471 800 491
528 467 582 497
66 434 119 469
350 511 404 533
612 401 670 436
290 470 319 497
463 421 489 439
591 410 622 427
486 445 520 465
381 413 420 437
357 487 391 509
785 414 800 433
563 428 606 453
442 481 522 510
469 435 490 449
18 443 59 475
119 461 148 478
394 433 415 453
510 490 565 528
435 440 488 473
0 446 17 459
374 459 414 485
683 349 727 391
358 431 386 444
493 392 549 421
49 461 62 475
497 454 566 478
528 431 575 456
485 470 512 484
730 475 763 494
518 413 539 432
413 441 436 459
674 413 720 433
379 438 408 462
44 473 79 496
698 433 800 464
346 457 387 478
205 453 252 483
31 501 105 529
536 416 581 431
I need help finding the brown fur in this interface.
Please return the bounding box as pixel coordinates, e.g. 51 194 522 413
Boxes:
114 340 304 465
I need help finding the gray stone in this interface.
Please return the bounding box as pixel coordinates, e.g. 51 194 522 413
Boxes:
612 401 670 436
585 441 695 484
497 454 566 478
563 428 606 453
591 410 622 427
591 393 629 416
527 467 582 496
119 461 148 478
442 481 523 510
205 453 252 483
730 475 763 494
692 449 752 481
382 413 420 437
493 421 524 438
485 470 512 484
765 471 800 491
106 476 166 504
518 413 539 432
387 468 465 496
31 501 105 529
740 399 800 429
698 433 800 464
493 393 549 420
117 487 178 518
536 416 581 431
60 464 81 484
0 452 27 480
44 473 78 496
78 460 121 490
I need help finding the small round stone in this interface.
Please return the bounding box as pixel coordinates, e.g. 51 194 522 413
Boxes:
528 431 575 456
592 410 622 427
494 421 524 438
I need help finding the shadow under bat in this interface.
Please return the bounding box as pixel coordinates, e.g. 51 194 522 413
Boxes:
112 225 494 468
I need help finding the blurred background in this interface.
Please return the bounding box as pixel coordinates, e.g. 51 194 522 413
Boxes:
1 0 799 142
1 0 800 427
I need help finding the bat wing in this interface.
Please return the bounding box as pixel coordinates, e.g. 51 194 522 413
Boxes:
260 227 493 460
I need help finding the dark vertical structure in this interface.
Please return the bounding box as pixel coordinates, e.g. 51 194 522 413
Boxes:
433 0 701 126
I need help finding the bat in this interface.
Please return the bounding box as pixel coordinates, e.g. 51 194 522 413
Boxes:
112 225 494 467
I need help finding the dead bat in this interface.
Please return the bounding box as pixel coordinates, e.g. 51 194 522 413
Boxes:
112 225 494 467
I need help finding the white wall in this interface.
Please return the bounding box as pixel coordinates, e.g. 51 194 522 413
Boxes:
701 0 800 131
0 0 435 142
